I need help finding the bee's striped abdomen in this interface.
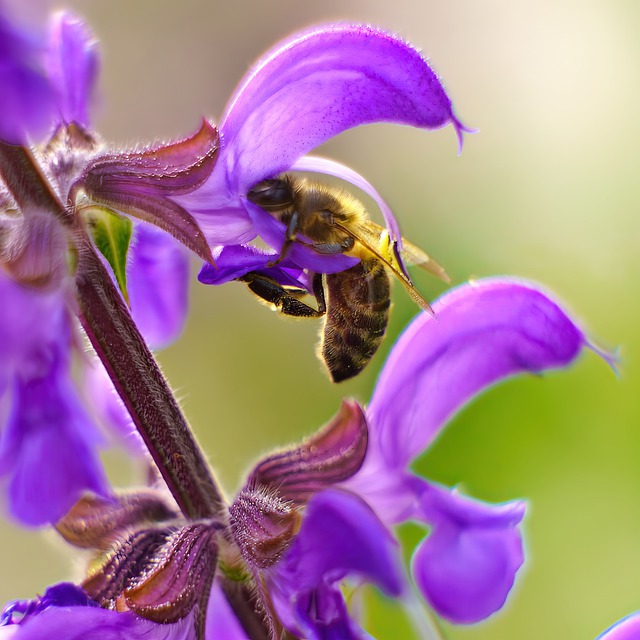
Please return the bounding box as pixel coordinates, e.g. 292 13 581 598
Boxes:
321 258 391 383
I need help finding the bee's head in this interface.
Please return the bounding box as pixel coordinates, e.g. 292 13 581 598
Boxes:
247 177 295 211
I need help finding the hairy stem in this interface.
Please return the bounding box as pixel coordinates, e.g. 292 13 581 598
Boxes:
221 579 271 640
74 235 226 520
0 144 73 224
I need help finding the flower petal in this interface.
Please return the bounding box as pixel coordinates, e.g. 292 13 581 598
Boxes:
291 155 403 248
127 224 189 350
0 277 108 526
205 584 248 640
270 489 403 639
597 613 640 640
411 482 525 624
46 12 98 127
197 244 305 288
0 366 108 526
84 361 146 455
218 24 464 194
0 603 195 639
1 582 244 640
0 6 57 143
366 278 588 471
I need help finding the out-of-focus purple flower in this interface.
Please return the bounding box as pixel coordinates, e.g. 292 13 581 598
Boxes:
0 3 99 143
183 24 470 271
45 11 99 128
0 8 191 522
127 225 190 349
597 613 640 640
0 3 57 144
0 276 108 526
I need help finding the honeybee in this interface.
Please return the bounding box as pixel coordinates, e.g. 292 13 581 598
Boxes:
240 175 448 383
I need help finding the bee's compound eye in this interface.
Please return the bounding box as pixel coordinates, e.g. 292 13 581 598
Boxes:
247 179 294 210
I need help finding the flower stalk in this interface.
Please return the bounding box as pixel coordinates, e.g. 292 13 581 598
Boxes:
0 142 73 225
74 235 226 521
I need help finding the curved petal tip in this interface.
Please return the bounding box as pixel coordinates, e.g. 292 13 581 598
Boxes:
452 114 479 156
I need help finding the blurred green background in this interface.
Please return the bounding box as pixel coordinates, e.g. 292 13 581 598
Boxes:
3 0 639 638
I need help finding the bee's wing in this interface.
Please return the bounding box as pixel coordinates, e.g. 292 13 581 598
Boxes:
399 238 451 283
335 220 436 316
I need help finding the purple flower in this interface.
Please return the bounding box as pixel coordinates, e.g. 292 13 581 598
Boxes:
265 277 596 634
0 276 108 526
0 3 57 144
597 613 640 640
0 278 600 639
342 278 592 624
185 23 470 268
0 8 191 522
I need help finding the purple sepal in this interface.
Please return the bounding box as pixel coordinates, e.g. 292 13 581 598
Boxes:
46 12 98 128
269 489 403 639
0 7 57 144
198 244 305 288
597 613 640 640
411 482 525 624
247 400 368 506
218 24 465 194
366 278 587 473
128 224 189 350
77 121 219 264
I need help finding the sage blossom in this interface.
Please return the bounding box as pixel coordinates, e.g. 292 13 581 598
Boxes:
0 278 602 639
0 4 615 640
191 23 471 285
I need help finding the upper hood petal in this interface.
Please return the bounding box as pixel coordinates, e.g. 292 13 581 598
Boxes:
217 23 465 195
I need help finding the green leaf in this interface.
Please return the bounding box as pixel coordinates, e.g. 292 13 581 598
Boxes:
85 206 133 304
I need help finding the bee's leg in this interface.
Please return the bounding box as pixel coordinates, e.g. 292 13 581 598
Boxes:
239 272 324 318
299 236 355 255
268 211 299 267
311 272 327 314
